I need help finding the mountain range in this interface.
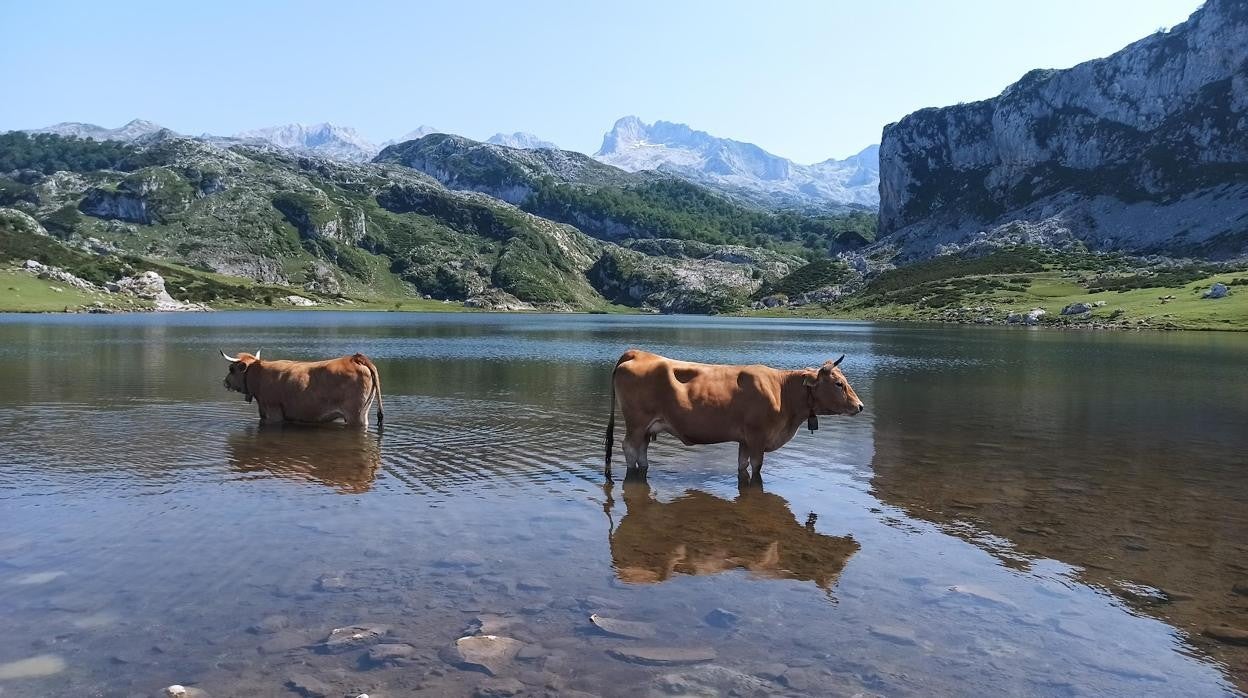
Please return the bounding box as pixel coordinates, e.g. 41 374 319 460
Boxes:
13 119 880 211
1 122 878 315
594 116 879 211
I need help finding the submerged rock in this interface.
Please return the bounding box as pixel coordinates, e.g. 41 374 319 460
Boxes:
0 654 67 679
442 635 523 675
704 608 739 629
13 571 67 585
366 643 418 667
247 614 290 634
1203 624 1248 645
606 646 716 666
319 624 390 653
257 630 313 654
436 550 486 568
589 613 657 640
474 677 526 697
869 624 918 645
653 665 773 696
163 687 210 698
467 613 516 636
947 584 1017 608
286 673 332 697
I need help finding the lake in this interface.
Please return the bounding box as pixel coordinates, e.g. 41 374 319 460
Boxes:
0 312 1246 697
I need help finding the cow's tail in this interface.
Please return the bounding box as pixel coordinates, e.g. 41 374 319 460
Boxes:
604 351 633 482
354 353 384 427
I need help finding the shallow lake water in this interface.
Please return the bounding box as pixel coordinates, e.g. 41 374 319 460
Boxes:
0 312 1246 697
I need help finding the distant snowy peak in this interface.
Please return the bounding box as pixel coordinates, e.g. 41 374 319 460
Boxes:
233 123 378 161
486 132 558 150
383 125 444 148
26 119 171 142
594 116 879 210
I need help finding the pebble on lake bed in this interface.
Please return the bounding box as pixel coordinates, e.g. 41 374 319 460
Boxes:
162 686 209 698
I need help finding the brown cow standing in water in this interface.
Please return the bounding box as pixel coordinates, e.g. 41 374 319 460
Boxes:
604 349 864 482
221 351 383 427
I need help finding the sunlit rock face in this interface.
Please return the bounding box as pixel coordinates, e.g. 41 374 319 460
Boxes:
877 0 1248 261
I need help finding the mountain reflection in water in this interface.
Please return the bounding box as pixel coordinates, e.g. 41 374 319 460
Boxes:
606 481 859 593
226 425 382 493
866 335 1248 689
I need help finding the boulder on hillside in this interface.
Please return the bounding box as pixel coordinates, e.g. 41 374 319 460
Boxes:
1203 283 1229 299
1061 302 1094 315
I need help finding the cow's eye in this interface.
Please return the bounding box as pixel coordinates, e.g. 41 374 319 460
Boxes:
834 380 845 388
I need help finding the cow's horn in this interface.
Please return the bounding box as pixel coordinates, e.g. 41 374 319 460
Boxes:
254 348 261 360
831 354 845 368
221 350 240 362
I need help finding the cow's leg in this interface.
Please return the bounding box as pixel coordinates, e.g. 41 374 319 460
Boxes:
623 428 649 480
344 403 369 428
737 443 751 484
749 448 765 485
737 440 765 485
259 403 283 424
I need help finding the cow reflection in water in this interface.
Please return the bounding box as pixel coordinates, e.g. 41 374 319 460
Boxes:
226 425 381 493
606 481 858 594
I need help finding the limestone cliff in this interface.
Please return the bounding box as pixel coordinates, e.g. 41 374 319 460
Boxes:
878 0 1248 261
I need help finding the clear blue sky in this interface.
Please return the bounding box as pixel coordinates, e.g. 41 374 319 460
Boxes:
1 0 1199 163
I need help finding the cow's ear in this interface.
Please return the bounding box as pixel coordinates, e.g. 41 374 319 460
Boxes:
803 371 819 387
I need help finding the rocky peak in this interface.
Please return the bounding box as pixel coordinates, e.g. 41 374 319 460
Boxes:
386 125 442 145
485 132 558 150
24 119 172 142
233 123 379 162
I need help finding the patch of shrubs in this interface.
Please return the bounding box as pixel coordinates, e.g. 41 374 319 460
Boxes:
1086 265 1221 292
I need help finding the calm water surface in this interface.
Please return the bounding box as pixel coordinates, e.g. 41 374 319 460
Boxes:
1 312 1246 697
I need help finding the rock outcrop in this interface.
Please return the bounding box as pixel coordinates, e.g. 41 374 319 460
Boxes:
878 0 1248 261
22 259 97 291
107 271 211 311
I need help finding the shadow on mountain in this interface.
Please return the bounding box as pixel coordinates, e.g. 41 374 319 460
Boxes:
605 481 858 595
226 424 381 493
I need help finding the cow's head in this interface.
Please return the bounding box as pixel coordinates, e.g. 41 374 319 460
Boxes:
803 355 865 416
221 350 261 401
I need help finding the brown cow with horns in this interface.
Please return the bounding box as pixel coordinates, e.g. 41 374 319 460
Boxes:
605 349 863 483
221 350 383 427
